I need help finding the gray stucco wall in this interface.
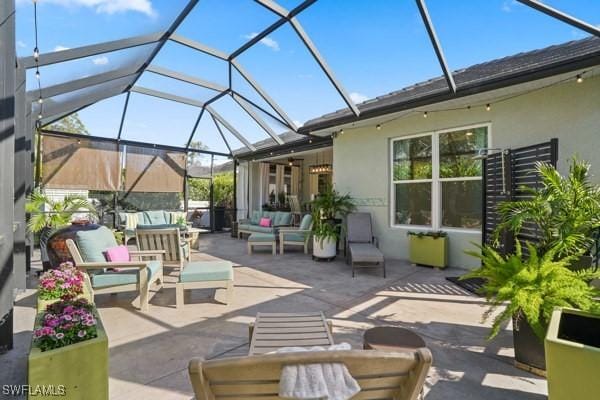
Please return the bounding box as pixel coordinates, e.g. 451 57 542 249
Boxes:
333 74 600 269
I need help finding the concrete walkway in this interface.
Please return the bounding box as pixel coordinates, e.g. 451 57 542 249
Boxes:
2 233 547 399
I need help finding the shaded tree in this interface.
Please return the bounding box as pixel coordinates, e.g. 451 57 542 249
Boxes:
47 113 89 135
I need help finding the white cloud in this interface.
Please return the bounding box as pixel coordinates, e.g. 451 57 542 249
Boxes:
349 92 369 104
292 120 302 127
17 40 27 48
501 0 519 13
92 56 109 65
30 0 156 17
243 32 280 51
53 45 70 52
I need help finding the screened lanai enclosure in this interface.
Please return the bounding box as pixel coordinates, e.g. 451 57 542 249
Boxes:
2 0 600 360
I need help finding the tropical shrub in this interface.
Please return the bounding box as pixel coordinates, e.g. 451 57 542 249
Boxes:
494 158 600 258
26 190 97 233
464 241 600 340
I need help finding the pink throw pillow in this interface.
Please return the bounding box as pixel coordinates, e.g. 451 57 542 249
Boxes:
104 245 130 262
259 217 272 227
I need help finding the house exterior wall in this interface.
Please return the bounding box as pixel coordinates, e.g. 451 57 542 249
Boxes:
333 74 600 269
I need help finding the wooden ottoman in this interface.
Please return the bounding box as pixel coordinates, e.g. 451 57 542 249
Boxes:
247 233 276 255
176 260 234 308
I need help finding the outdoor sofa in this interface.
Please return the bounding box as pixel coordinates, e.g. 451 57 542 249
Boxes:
118 210 187 244
237 211 293 237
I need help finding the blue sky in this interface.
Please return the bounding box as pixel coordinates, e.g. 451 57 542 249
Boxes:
15 0 600 153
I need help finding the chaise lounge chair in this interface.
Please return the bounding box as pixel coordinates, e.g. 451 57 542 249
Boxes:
188 348 432 400
346 212 386 277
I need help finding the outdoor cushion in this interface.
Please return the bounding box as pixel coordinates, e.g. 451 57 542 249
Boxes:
250 211 262 225
347 213 374 243
299 214 313 230
91 260 161 288
248 233 276 242
136 224 180 230
349 243 384 263
281 232 307 242
179 260 233 283
75 226 119 263
259 217 272 227
273 212 292 226
239 224 274 234
144 210 169 225
104 245 129 262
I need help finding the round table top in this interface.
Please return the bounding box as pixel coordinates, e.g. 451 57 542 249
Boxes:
363 327 426 351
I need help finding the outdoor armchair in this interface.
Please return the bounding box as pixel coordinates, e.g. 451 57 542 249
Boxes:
136 227 191 272
65 226 164 312
346 212 386 277
279 214 313 254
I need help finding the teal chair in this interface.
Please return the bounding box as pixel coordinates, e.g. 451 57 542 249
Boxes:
66 226 164 311
278 214 313 254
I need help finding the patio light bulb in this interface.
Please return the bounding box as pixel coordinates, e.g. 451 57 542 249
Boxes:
35 70 40 80
465 131 473 136
576 74 583 83
38 97 43 104
376 124 382 130
340 129 344 135
309 139 313 143
423 111 428 118
486 104 491 111
37 113 42 120
33 47 39 61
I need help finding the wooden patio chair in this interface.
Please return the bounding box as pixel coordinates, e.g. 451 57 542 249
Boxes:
65 226 164 312
279 214 313 254
136 227 191 272
188 348 432 400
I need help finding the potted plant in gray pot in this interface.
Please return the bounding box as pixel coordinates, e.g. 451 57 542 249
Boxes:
464 241 600 374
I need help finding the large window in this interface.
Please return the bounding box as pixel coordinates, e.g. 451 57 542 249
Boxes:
391 125 488 230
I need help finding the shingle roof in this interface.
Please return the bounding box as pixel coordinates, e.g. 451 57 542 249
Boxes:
300 36 600 133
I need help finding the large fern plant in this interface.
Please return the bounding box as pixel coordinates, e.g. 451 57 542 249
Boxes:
494 158 600 258
464 242 600 340
26 190 97 233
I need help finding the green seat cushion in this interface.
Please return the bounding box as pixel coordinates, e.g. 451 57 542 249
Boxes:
179 261 233 283
238 223 252 231
299 214 313 230
75 226 119 263
91 260 161 288
249 233 276 242
144 210 169 225
273 212 292 226
281 232 307 242
239 224 273 234
250 211 262 225
136 223 180 230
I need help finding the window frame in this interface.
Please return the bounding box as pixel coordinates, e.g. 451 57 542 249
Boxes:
389 123 491 232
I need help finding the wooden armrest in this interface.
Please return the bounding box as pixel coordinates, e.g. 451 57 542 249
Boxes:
76 261 148 270
279 229 312 234
130 250 166 256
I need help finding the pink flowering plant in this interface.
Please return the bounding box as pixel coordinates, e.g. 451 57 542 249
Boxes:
33 299 98 351
38 261 84 301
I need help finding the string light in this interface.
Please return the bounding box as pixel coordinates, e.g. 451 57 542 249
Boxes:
576 74 583 83
423 111 428 118
35 70 40 80
38 97 43 104
485 104 491 111
339 129 344 135
33 47 39 61
33 0 43 126
376 124 382 130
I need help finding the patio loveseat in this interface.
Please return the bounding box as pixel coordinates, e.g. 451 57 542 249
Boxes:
118 210 186 244
238 211 293 238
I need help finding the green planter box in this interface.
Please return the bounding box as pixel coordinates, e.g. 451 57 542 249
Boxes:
409 235 448 268
545 308 600 400
28 311 108 400
36 273 94 313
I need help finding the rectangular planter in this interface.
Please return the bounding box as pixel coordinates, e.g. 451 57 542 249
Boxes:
28 311 108 400
409 235 448 268
36 273 94 313
545 307 600 400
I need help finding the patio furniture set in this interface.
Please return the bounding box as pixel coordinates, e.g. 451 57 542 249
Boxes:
65 225 234 310
189 311 432 400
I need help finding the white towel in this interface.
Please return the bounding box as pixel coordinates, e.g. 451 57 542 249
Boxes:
277 342 361 400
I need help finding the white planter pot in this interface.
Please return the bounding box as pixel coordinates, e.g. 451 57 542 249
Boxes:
313 236 337 258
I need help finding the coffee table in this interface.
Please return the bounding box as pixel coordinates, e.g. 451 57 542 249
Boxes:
249 312 334 355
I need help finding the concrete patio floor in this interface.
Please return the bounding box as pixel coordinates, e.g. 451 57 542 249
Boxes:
2 233 547 399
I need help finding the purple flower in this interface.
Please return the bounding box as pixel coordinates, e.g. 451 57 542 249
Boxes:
55 333 64 340
77 330 86 338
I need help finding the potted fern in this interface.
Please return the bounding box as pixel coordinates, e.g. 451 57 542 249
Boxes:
464 242 600 372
